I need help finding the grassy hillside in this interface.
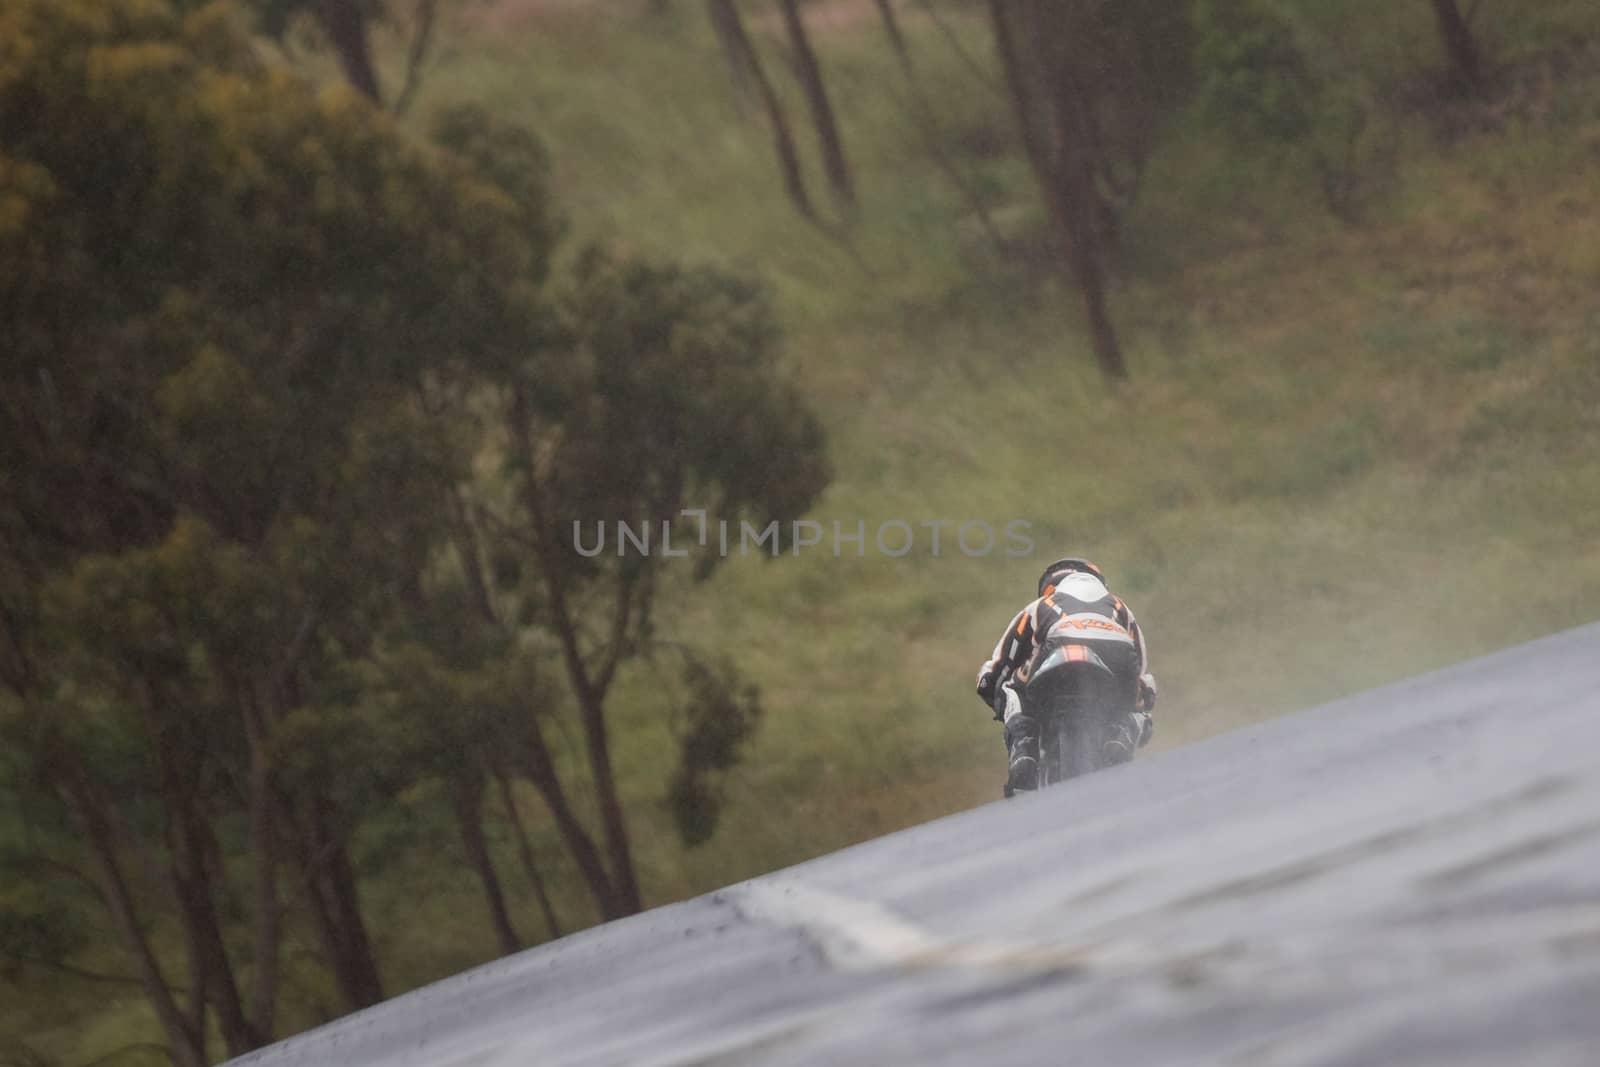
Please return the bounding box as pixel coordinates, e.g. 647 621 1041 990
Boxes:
11 1 1600 1061
411 0 1600 893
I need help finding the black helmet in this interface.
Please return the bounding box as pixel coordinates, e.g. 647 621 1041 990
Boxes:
1038 557 1105 597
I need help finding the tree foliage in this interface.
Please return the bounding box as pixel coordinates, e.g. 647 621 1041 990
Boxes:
1195 0 1318 143
487 245 829 914
1 0 827 1057
663 654 762 849
1194 0 1396 223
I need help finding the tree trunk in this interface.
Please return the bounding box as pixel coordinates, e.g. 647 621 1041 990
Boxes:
143 677 263 1059
987 2 1049 177
495 770 563 941
320 820 385 1007
988 0 1127 381
167 799 262 1057
1042 45 1126 381
519 715 624 921
66 779 207 1067
301 862 361 1006
707 0 816 220
316 0 384 104
706 0 756 116
185 931 209 1064
576 683 643 914
1429 0 1482 93
280 789 385 1010
873 0 908 60
447 773 522 955
393 0 440 116
508 389 639 920
447 488 499 626
243 690 281 1039
171 823 209 1062
777 0 856 213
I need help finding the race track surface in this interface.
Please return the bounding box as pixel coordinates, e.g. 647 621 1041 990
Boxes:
229 622 1600 1067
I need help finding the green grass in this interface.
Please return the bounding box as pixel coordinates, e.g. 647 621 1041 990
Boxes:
412 0 1600 900
13 1 1600 1061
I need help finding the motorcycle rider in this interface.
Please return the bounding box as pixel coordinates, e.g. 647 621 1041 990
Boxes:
975 558 1157 791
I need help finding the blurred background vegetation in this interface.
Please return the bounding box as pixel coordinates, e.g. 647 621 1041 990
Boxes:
3 0 1599 1063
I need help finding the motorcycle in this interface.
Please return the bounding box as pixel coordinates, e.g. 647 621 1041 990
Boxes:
1005 638 1139 795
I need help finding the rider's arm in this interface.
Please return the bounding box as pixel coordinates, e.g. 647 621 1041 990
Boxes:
1115 597 1157 712
976 604 1035 704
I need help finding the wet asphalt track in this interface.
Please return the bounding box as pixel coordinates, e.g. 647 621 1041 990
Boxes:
228 622 1600 1067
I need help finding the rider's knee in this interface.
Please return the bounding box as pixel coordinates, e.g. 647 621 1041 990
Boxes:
1004 713 1038 748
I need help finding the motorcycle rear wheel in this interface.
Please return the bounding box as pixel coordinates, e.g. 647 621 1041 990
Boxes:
1042 712 1106 787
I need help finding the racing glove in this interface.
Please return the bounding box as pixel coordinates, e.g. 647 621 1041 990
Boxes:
1137 673 1158 713
976 667 998 706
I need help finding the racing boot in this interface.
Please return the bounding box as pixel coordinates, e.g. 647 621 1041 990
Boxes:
1103 711 1153 763
1004 712 1040 791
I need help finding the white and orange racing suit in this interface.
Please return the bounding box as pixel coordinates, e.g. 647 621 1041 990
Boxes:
975 570 1157 734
